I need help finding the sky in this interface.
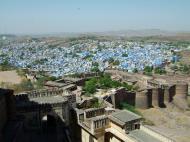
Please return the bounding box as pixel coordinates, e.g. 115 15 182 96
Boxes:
0 0 190 34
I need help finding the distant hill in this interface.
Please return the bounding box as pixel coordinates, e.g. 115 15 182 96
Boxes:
2 29 190 41
0 34 16 38
92 29 190 37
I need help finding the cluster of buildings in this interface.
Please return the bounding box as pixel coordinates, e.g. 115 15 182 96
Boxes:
0 39 177 77
1 71 184 142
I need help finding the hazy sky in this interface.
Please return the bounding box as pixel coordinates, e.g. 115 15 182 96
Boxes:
0 0 190 34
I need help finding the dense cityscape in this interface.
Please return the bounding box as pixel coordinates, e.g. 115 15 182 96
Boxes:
0 39 178 77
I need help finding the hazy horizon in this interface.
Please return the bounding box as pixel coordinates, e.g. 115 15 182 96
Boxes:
1 0 190 34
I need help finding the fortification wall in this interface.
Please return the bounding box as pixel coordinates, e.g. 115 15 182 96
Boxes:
0 89 15 142
169 85 176 102
25 88 64 98
16 88 76 105
173 83 189 110
15 88 75 129
0 95 7 133
147 89 153 107
164 88 170 103
112 88 136 108
0 89 15 130
175 83 188 99
135 91 148 109
151 88 165 108
158 88 165 108
152 88 159 107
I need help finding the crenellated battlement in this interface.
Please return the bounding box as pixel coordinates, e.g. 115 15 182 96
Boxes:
84 107 105 119
16 88 64 98
15 88 76 105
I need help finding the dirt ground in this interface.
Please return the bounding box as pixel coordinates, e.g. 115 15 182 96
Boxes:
179 50 190 65
139 103 190 142
0 70 22 84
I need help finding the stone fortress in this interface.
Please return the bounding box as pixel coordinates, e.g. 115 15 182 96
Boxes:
105 69 189 110
15 89 76 128
0 70 189 142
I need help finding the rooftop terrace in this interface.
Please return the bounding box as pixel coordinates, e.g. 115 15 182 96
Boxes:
109 110 142 126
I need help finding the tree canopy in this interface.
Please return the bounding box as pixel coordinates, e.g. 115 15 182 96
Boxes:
83 74 135 96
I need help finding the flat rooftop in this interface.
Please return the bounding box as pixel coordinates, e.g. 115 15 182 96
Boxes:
109 110 141 126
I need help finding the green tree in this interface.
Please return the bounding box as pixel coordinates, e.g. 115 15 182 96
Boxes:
99 74 112 88
111 80 122 88
92 62 99 67
91 66 100 73
144 66 153 76
112 60 120 66
83 78 97 95
144 66 153 72
133 68 138 73
122 82 133 91
154 67 166 75
122 53 128 57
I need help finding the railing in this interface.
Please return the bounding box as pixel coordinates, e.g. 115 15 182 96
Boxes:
79 116 110 135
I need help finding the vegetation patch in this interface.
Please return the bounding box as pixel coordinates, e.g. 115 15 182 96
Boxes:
83 74 135 96
143 66 166 75
90 98 104 108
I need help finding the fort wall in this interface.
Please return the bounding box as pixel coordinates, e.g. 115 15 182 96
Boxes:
0 95 7 132
173 83 189 110
111 88 136 108
135 91 148 109
0 89 15 142
175 83 188 99
152 88 159 107
15 88 75 129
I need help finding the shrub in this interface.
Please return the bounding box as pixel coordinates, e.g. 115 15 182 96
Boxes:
154 67 166 75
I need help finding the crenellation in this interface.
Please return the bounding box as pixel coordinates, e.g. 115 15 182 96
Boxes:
85 107 105 119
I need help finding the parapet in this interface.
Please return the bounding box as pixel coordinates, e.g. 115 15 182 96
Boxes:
84 107 105 119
